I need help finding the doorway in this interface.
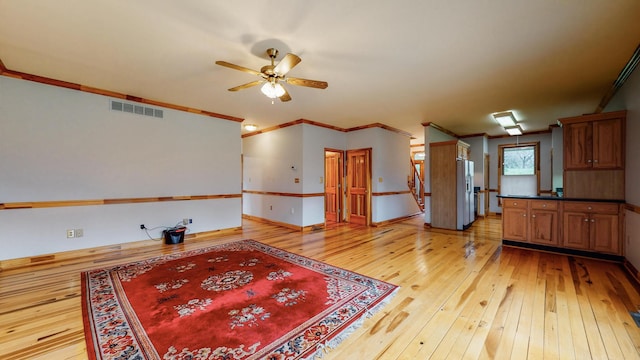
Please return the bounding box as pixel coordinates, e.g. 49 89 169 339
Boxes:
411 151 425 210
324 150 344 224
346 148 371 225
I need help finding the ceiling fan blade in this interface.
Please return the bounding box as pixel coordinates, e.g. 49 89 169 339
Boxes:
279 86 292 102
228 80 263 92
215 61 262 76
286 77 328 89
274 53 301 76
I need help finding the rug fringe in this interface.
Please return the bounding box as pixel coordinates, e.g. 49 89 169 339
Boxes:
304 286 400 360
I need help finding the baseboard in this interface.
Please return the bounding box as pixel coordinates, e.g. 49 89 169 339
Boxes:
242 214 324 232
623 258 640 287
0 226 242 273
502 240 624 262
371 212 423 227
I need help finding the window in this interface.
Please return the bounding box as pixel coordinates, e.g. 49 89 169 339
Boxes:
502 145 536 175
498 142 540 197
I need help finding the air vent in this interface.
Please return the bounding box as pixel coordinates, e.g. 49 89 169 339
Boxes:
110 100 164 118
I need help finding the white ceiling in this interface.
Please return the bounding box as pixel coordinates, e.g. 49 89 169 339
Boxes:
1 1 639 143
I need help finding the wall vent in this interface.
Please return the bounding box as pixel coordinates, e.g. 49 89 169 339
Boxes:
110 100 163 118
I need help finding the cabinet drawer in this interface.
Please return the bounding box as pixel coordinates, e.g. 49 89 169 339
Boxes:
530 200 558 210
562 202 619 214
503 199 528 208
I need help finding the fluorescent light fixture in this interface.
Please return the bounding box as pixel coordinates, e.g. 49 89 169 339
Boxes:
493 111 517 127
260 82 286 98
505 125 523 136
243 124 257 131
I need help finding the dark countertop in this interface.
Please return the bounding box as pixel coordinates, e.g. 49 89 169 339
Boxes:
497 194 625 203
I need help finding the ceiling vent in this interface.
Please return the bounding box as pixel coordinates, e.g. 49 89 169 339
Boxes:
110 100 163 118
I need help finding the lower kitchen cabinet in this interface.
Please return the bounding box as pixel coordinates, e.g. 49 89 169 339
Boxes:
501 197 621 256
562 201 620 254
502 199 558 245
502 200 528 242
529 200 558 246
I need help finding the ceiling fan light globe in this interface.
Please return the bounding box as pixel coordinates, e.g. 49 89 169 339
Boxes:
261 82 286 98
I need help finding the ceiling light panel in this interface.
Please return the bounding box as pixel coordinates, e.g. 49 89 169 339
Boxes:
493 112 517 127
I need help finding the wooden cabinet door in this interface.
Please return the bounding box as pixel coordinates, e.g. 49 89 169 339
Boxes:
503 207 528 241
564 122 592 170
562 211 590 250
530 210 558 246
590 213 620 254
592 119 623 169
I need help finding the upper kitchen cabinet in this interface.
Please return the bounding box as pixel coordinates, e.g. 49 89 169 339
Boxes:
560 110 625 170
559 110 626 200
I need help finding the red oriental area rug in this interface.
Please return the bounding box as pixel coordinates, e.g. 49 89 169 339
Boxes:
81 239 398 359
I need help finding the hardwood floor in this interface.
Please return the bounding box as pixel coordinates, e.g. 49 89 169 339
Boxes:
1 216 640 359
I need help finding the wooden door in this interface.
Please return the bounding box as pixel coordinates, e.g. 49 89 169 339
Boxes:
530 210 558 245
564 122 592 170
562 212 590 250
502 207 528 241
346 149 370 225
324 151 343 223
592 119 623 169
590 213 619 254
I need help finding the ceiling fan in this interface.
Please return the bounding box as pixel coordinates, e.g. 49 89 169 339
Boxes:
215 48 328 102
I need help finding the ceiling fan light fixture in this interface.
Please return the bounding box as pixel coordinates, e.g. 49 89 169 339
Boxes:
260 82 286 99
493 111 517 127
505 125 523 136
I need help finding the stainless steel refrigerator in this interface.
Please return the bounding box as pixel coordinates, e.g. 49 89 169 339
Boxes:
456 159 475 230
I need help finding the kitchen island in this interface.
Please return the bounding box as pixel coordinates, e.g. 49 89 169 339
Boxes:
498 195 624 261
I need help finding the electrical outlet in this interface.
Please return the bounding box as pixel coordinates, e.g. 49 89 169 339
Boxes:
66 229 75 238
182 218 192 225
75 228 83 237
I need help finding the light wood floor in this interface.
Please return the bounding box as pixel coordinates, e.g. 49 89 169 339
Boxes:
2 216 640 359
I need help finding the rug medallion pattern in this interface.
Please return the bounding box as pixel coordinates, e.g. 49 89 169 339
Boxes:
82 239 398 359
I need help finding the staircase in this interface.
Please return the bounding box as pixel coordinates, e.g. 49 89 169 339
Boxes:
408 158 425 212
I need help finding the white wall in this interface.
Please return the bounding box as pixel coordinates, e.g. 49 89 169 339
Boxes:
551 126 564 193
348 127 420 223
488 133 553 213
0 76 242 260
242 124 418 227
463 135 488 216
243 124 306 226
604 64 640 268
302 124 348 226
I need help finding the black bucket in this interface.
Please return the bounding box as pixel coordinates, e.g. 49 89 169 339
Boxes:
163 227 186 244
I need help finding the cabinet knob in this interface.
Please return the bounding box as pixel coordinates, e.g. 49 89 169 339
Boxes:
591 219 595 223
584 218 589 222
523 213 527 217
594 159 598 163
532 214 536 218
587 159 592 163
588 206 592 210
542 204 546 208
513 202 517 206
